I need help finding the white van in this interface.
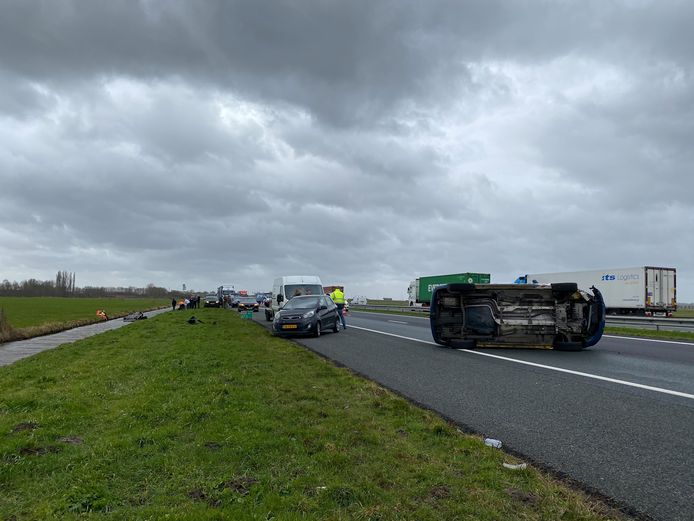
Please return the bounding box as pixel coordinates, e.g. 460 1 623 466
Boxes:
265 275 324 321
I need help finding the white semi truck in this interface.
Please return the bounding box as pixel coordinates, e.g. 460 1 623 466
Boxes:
515 266 676 316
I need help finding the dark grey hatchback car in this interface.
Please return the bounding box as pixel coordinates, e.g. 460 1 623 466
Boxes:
272 295 341 337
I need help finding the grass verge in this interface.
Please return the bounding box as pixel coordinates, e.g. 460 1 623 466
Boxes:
604 327 694 342
0 309 626 520
0 297 167 343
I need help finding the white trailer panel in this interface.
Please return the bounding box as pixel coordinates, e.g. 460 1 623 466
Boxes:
524 267 676 313
645 267 676 309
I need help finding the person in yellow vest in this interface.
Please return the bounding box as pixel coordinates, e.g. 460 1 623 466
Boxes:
329 287 347 330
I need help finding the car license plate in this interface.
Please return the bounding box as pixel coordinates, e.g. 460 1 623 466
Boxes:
282 324 298 329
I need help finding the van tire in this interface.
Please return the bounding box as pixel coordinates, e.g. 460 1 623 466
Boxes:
436 338 476 349
451 339 476 349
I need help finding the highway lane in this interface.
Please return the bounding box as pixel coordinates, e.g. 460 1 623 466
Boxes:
348 311 694 397
253 310 694 521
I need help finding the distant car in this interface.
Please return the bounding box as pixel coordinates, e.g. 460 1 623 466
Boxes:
204 295 219 308
430 283 605 351
272 295 340 337
256 293 271 303
236 296 260 312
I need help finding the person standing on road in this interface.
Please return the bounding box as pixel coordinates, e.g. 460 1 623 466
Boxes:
330 287 347 330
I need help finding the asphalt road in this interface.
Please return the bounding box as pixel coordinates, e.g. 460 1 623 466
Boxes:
253 309 694 521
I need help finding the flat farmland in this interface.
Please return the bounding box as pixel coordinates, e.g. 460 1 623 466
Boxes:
0 297 167 342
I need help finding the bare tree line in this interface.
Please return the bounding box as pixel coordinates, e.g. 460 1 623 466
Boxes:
0 272 175 298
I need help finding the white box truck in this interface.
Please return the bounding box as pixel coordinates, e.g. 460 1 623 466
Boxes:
515 266 676 316
265 275 324 321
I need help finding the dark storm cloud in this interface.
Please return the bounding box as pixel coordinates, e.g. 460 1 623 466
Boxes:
2 0 688 127
0 0 692 299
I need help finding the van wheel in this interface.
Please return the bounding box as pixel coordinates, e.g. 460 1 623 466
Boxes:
314 321 321 337
452 339 476 349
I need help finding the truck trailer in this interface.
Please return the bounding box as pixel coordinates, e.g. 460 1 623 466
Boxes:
407 272 491 306
515 266 676 316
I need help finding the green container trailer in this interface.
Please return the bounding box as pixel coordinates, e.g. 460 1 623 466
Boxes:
408 273 491 305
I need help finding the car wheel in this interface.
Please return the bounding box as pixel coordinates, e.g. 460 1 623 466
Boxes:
265 310 272 322
333 315 339 333
314 321 321 337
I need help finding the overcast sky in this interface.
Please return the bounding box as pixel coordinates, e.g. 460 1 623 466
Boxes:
0 0 692 300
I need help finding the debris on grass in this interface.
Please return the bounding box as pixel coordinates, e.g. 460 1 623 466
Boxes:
11 421 38 433
57 435 84 445
19 445 61 456
484 437 502 448
216 476 259 496
187 488 206 501
505 487 540 507
426 485 451 501
503 462 528 470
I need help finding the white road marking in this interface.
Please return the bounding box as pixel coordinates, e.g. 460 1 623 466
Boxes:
387 320 409 325
603 334 694 346
350 325 694 401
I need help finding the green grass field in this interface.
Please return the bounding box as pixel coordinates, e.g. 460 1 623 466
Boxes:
0 297 168 343
0 309 625 520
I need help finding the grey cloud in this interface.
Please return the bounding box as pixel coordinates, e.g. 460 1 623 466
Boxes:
0 1 693 300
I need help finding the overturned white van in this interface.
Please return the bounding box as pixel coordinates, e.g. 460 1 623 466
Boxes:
430 283 605 351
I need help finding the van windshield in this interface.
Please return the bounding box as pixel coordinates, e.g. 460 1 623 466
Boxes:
285 284 322 299
283 296 321 310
